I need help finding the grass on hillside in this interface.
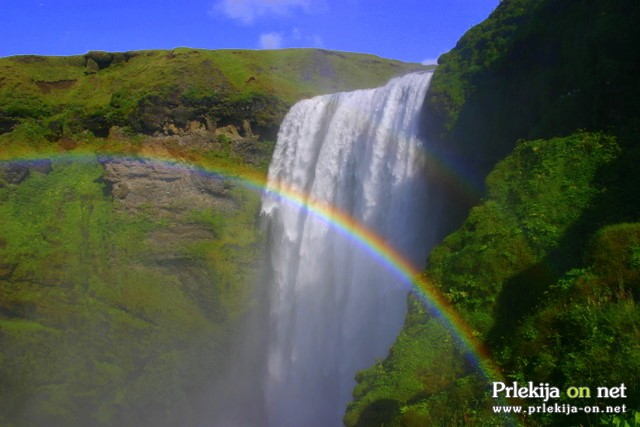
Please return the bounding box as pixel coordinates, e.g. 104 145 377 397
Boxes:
0 155 264 427
346 131 640 426
0 48 425 130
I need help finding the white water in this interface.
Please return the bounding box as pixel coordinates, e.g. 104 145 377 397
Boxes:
260 72 435 426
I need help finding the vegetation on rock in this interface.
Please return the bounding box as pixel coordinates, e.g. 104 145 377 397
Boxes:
0 48 424 426
0 48 424 145
0 157 263 427
347 0 640 425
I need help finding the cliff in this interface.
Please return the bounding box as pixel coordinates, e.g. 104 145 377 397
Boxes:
0 49 425 427
347 0 640 425
0 48 424 148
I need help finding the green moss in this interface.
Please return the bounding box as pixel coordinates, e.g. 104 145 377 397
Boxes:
0 157 262 426
345 297 467 426
347 131 629 426
0 319 60 334
423 0 640 190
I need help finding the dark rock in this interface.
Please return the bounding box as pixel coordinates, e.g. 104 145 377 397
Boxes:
0 263 16 280
47 120 63 140
0 160 52 184
0 116 17 135
2 165 30 184
83 113 110 138
84 51 114 70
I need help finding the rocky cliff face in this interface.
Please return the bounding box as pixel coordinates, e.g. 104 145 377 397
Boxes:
101 157 233 216
99 155 236 279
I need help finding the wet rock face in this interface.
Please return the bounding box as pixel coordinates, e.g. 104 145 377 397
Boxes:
100 158 234 218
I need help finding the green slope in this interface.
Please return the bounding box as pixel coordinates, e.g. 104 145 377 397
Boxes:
0 48 423 105
0 48 425 144
0 158 263 427
347 0 640 425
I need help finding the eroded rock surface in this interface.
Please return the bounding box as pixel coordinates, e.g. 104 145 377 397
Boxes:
100 157 233 217
99 157 240 272
0 160 52 185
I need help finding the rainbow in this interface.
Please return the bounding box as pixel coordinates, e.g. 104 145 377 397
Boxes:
1 147 515 416
258 173 502 380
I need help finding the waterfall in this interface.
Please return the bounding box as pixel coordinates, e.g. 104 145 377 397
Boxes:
260 71 434 427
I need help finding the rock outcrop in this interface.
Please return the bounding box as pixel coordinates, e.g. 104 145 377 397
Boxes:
0 160 52 185
100 157 233 217
99 155 239 269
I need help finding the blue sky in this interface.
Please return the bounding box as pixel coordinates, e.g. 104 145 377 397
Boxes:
1 0 499 64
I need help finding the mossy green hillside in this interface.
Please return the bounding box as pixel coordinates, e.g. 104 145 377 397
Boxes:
345 132 638 426
0 158 263 427
423 0 640 189
0 48 426 140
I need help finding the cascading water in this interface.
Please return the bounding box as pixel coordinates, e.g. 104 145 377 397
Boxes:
260 71 435 426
